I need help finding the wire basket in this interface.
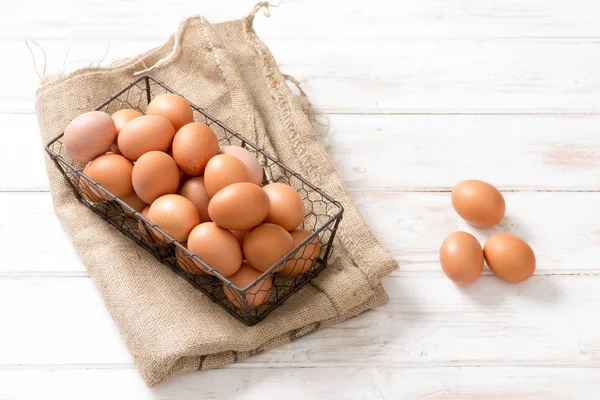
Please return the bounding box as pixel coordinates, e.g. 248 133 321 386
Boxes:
45 75 343 326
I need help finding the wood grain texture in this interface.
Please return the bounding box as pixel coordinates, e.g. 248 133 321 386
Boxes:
0 367 597 400
2 191 598 275
9 113 600 191
1 275 599 367
7 38 600 114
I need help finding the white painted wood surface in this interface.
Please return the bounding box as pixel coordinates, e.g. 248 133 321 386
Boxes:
2 0 600 398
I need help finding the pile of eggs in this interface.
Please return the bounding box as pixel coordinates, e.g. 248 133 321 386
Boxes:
64 93 321 309
439 180 536 285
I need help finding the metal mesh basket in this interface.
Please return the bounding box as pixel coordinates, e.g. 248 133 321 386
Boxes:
45 75 344 325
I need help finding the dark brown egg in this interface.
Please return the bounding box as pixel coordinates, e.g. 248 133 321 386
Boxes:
172 122 219 176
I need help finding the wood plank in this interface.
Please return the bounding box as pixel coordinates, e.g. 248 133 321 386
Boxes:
7 38 600 114
0 366 597 399
10 113 600 191
2 191 598 275
5 0 600 42
1 275 599 366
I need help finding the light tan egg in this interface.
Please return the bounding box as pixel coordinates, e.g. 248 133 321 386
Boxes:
280 229 321 276
146 93 194 131
223 262 273 309
204 154 253 198
179 176 211 222
81 153 134 202
132 151 180 204
243 223 294 272
208 182 270 230
263 183 305 231
64 111 116 163
452 180 505 228
172 122 219 176
439 231 484 285
219 146 263 186
484 233 536 283
187 222 242 277
117 115 175 161
148 194 200 242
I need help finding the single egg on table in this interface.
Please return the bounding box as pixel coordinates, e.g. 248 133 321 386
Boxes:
81 153 134 202
208 182 270 231
146 93 194 131
451 180 505 228
132 151 180 204
187 222 243 277
219 145 263 186
223 262 273 309
64 111 116 163
280 229 321 276
204 154 253 198
484 233 536 283
439 231 484 285
118 115 175 161
172 122 219 176
243 223 294 272
263 182 305 231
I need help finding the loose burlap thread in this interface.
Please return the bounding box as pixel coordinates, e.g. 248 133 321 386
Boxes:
35 8 398 387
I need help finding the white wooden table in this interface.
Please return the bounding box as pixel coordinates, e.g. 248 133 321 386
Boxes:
2 1 600 398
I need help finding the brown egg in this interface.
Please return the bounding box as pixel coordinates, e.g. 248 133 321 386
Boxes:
132 151 180 204
175 242 205 275
146 93 194 131
187 222 242 277
111 109 142 150
64 111 116 163
224 262 273 309
148 194 200 242
120 191 147 213
81 153 134 202
231 230 247 246
208 182 270 230
204 154 253 197
117 115 175 161
243 223 294 272
484 233 536 283
219 146 263 186
263 183 305 231
451 180 505 228
281 229 322 276
172 123 219 176
179 176 211 222
138 205 162 244
439 231 484 285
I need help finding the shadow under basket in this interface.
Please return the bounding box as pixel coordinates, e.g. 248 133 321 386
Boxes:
45 75 344 326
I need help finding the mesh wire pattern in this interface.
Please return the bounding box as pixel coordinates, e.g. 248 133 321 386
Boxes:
45 75 344 326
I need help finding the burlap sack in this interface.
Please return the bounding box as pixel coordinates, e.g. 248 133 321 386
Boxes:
35 7 398 387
